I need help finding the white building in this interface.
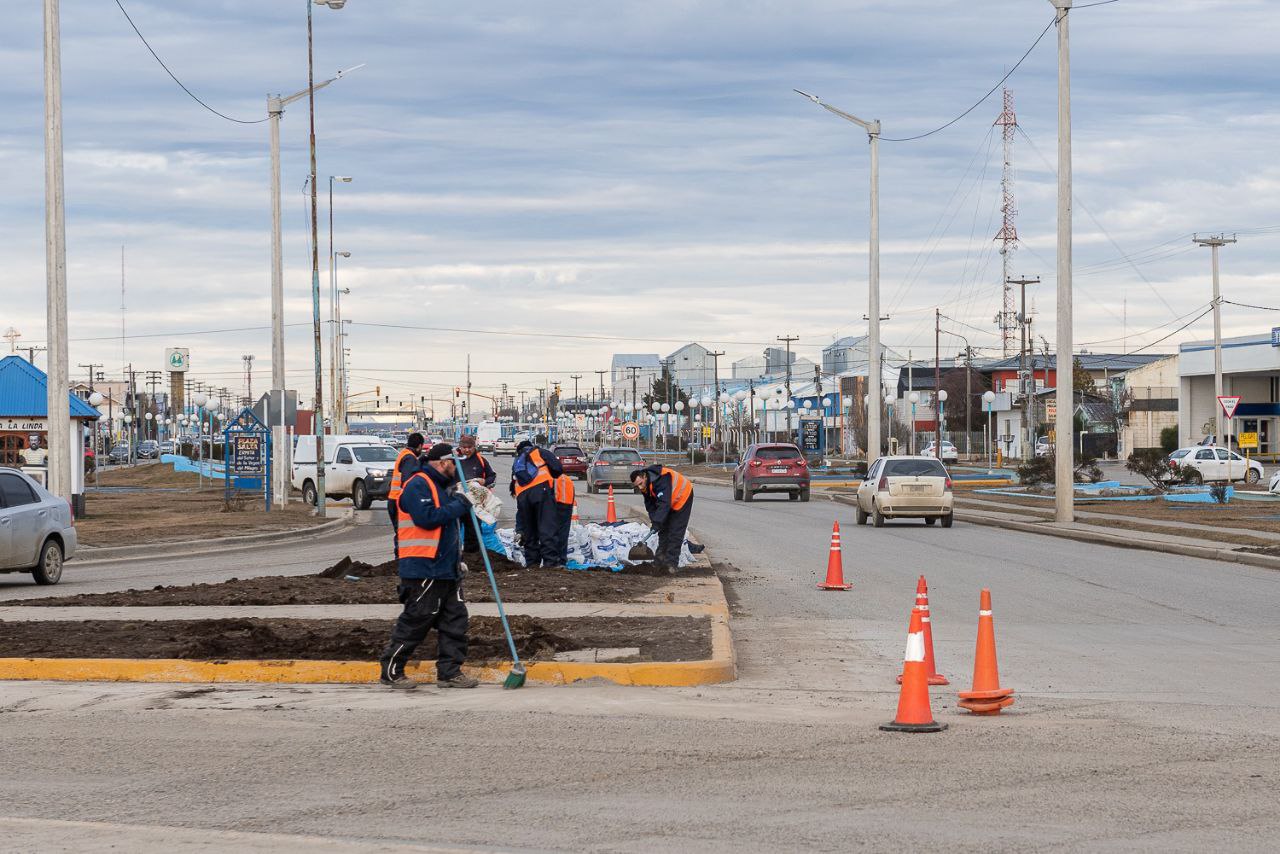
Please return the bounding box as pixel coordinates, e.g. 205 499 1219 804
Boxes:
1119 354 1178 454
610 354 661 406
1179 331 1280 452
666 343 718 398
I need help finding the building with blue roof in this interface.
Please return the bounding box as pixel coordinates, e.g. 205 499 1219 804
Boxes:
0 355 98 504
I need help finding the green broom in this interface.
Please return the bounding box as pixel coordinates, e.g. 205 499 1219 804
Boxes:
452 454 526 688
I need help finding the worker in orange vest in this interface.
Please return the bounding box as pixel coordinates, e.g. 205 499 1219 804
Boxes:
379 443 477 690
509 439 563 567
552 471 576 566
386 432 425 557
631 464 694 572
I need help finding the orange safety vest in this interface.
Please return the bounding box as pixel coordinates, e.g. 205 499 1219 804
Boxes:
513 448 554 497
396 472 442 559
388 447 418 500
553 473 576 505
649 467 692 511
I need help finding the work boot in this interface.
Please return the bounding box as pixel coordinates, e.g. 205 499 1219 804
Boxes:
439 673 480 689
380 675 418 690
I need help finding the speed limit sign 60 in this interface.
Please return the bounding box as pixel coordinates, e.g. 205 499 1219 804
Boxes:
622 421 640 440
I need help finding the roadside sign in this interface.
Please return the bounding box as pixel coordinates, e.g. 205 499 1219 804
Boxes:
1272 327 1280 347
165 348 189 372
701 425 712 440
1239 431 1259 450
1045 399 1057 420
799 415 822 454
1218 395 1242 419
621 421 640 441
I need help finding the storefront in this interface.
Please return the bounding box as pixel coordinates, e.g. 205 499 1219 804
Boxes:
1179 331 1280 454
0 355 99 513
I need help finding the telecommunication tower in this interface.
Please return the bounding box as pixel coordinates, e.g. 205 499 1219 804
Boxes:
993 88 1019 357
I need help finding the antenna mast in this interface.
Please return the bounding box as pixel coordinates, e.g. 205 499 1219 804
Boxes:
994 88 1019 357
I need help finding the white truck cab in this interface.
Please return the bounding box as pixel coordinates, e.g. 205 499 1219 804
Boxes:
292 435 397 509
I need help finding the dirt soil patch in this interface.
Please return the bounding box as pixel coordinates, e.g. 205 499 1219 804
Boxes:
6 554 710 608
0 615 711 662
80 464 328 548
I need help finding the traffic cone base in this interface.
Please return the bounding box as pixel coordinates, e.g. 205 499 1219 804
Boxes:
880 719 948 733
897 672 951 686
957 588 1015 716
817 521 852 590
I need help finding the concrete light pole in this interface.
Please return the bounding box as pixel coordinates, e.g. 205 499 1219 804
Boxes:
795 90 882 465
334 251 351 431
328 175 352 429
1050 0 1074 524
1193 234 1236 443
268 64 361 507
43 0 71 502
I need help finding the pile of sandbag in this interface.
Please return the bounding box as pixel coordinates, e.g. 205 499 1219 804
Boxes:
493 521 694 570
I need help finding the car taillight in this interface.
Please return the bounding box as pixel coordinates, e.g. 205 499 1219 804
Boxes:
594 461 608 466
878 476 888 491
66 498 74 522
750 460 762 467
945 477 953 491
796 459 807 468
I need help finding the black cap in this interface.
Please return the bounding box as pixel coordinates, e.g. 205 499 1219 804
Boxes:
515 440 533 454
424 442 454 461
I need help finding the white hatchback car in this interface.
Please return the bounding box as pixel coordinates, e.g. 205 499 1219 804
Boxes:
1167 445 1263 485
921 441 959 464
856 456 954 528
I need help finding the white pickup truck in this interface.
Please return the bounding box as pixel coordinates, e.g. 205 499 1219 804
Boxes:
292 435 398 509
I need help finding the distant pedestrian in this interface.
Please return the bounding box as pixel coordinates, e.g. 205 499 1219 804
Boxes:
631 464 694 573
387 433 425 557
379 442 478 690
509 440 563 568
457 435 496 554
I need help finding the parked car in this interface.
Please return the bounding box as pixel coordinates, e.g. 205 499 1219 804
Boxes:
159 440 176 455
921 441 959 464
495 432 531 456
1034 436 1053 458
733 443 810 502
1166 445 1262 484
292 434 395 507
587 447 645 493
1268 469 1280 495
0 467 77 584
552 444 589 480
855 455 953 528
136 440 160 460
107 444 130 464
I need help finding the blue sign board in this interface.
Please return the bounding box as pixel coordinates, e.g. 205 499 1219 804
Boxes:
223 407 272 511
1271 327 1280 347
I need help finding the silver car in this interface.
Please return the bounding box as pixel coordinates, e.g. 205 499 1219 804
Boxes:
0 467 77 584
587 447 645 493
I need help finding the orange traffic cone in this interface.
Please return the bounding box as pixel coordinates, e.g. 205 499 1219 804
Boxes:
880 606 947 733
571 502 580 523
605 485 619 524
957 588 1015 715
817 522 852 590
897 576 948 685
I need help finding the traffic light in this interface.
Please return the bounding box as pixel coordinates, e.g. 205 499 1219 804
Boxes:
455 386 461 398
375 385 381 397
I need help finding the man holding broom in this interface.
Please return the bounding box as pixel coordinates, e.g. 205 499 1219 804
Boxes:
379 443 480 690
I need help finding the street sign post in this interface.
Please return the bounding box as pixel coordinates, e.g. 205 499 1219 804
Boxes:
223 406 272 511
799 415 822 455
1239 431 1258 450
1218 395 1242 419
622 421 640 442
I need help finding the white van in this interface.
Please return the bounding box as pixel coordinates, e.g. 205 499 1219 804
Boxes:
292 435 396 509
474 421 502 453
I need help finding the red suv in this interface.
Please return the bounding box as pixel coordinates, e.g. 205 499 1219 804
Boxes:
733 443 810 502
552 445 589 480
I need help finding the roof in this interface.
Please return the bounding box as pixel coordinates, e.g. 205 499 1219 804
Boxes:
824 335 867 352
611 353 661 371
979 353 1165 373
0 356 100 419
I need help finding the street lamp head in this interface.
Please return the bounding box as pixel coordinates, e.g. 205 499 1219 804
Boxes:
88 392 104 406
908 391 920 405
822 397 832 407
982 390 996 404
793 89 821 104
937 389 949 402
333 175 353 182
336 251 351 258
315 0 347 8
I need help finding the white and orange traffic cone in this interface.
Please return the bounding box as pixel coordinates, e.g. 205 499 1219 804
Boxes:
957 588 1015 715
605 485 619 524
571 502 580 524
880 606 947 733
817 521 852 590
896 576 948 685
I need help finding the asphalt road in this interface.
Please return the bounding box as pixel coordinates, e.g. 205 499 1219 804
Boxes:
2 456 1278 851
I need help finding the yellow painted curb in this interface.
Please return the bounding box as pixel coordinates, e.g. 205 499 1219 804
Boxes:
0 609 736 688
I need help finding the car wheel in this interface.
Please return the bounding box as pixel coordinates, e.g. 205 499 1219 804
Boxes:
1246 468 1261 485
743 487 754 503
353 479 371 510
856 506 868 525
733 481 742 501
941 513 954 529
32 539 64 585
302 480 318 506
799 488 810 503
925 516 936 525
788 491 799 501
872 502 885 528
1184 469 1203 485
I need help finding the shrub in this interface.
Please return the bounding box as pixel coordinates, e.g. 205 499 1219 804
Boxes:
1126 448 1172 490
1016 456 1053 486
1160 426 1179 454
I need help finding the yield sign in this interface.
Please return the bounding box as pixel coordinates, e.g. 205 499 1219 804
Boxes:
1218 395 1242 419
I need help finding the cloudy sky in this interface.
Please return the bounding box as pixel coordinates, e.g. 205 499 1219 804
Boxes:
3 0 1277 409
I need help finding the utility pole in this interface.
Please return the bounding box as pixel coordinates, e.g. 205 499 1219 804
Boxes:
307 1 326 517
709 349 725 445
242 354 255 404
964 347 974 455
778 335 799 439
595 369 608 404
934 310 942 457
466 353 472 425
570 374 582 437
1009 275 1040 460
1193 234 1236 443
1050 0 1074 523
43 0 71 502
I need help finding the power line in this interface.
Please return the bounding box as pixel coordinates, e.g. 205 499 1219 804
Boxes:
1222 299 1280 312
881 17 1056 143
114 0 267 125
1127 306 1215 355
